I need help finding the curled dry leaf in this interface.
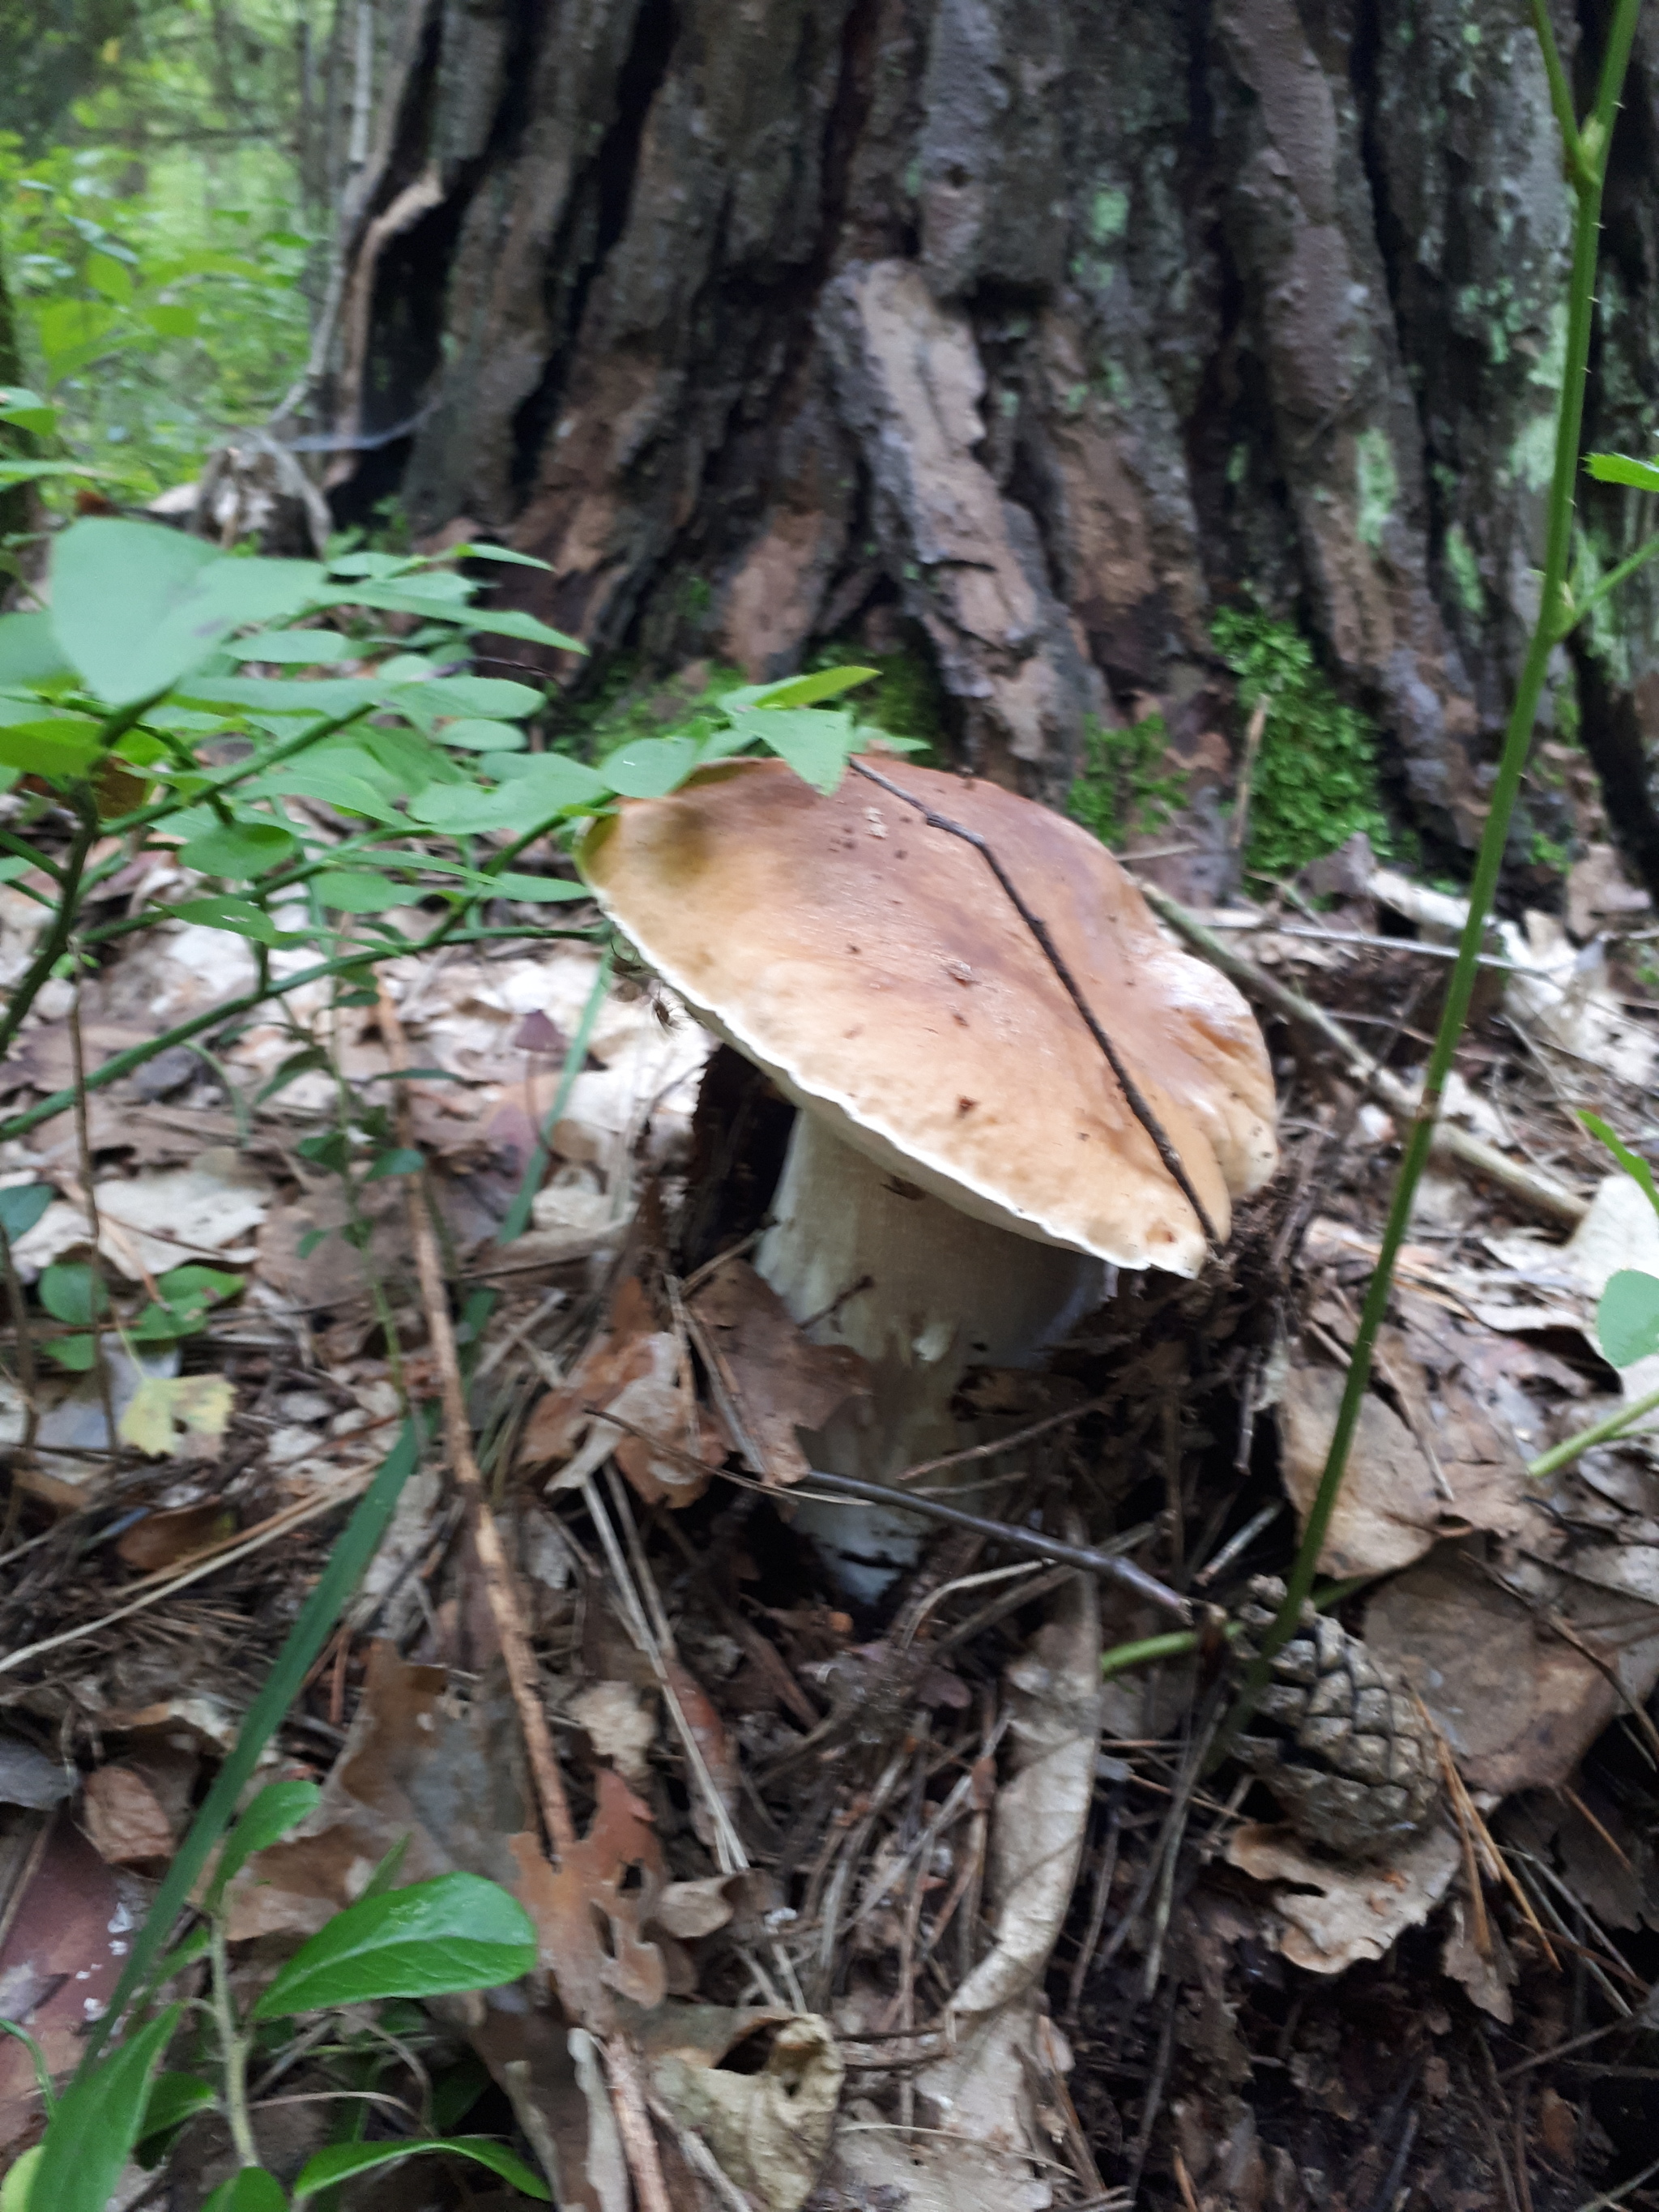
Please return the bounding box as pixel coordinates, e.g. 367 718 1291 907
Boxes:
952 1567 1100 2019
510 1768 667 2032
1224 1820 1461 1975
642 2005 842 2212
81 1765 175 1867
518 1276 726 1505
688 1257 871 1484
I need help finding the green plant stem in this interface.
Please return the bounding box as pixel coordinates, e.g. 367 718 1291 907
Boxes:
0 826 63 881
82 1421 424 2066
0 788 96 1061
0 924 597 1146
1564 529 1659 634
209 1922 259 2167
1528 1380 1659 1480
1248 0 1642 1689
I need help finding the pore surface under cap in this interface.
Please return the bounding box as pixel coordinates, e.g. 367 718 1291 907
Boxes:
580 758 1277 1275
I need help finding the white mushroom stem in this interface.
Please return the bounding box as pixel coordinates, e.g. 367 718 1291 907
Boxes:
756 1112 1102 1600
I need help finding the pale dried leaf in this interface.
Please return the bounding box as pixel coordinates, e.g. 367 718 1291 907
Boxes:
567 1682 656 1785
650 2011 842 2212
118 1374 234 1458
952 1573 1100 2019
1225 1821 1460 1973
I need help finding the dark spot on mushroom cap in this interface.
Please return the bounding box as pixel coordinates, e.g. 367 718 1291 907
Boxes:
957 1097 976 1116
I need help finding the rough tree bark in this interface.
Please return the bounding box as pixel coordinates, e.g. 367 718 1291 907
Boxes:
318 0 1659 893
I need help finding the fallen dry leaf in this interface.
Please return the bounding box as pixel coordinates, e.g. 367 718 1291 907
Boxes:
227 1642 527 1940
519 1275 725 1505
114 1501 237 1571
952 1568 1100 2019
1278 1365 1450 1578
567 1681 656 1785
641 2005 842 2212
510 1769 667 2032
81 1765 175 1867
689 1258 870 1484
1225 1820 1461 1973
118 1373 234 1458
1363 1552 1659 1796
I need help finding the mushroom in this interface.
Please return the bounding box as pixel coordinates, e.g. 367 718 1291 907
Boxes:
580 756 1278 1597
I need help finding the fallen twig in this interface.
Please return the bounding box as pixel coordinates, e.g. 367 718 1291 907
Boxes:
377 983 577 1860
1136 880 1588 1226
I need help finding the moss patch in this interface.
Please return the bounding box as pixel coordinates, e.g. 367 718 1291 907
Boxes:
1066 713 1187 850
1213 607 1391 879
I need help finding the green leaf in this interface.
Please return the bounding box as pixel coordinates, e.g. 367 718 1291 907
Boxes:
178 822 299 878
326 551 417 579
27 2004 183 2212
599 733 700 797
39 1263 105 1326
729 705 857 794
0 717 104 780
400 674 544 723
0 2146 41 2212
463 607 584 652
0 613 72 690
179 675 382 719
727 664 878 711
253 1872 537 2018
1585 451 1659 494
0 389 58 436
211 1779 322 1903
202 2169 288 2212
231 631 357 665
495 752 612 805
291 2137 550 2207
489 872 588 903
167 894 292 944
405 783 529 833
1580 1112 1659 1222
0 461 124 486
45 1334 98 1372
84 251 134 303
313 869 409 913
366 1148 424 1181
0 2021 54 2117
1597 1270 1659 1368
135 2070 217 2159
255 759 402 823
435 717 527 751
49 523 324 707
144 302 200 339
450 542 554 570
0 1185 53 1242
157 1265 243 1305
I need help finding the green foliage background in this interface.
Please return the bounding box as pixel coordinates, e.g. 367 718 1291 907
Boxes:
0 0 313 499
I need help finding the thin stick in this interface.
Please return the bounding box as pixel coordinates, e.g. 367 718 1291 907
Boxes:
792 1465 1192 1620
849 757 1219 1247
377 983 577 1860
1137 882 1586 1226
1228 695 1270 860
69 994 117 1467
892 1391 1115 1484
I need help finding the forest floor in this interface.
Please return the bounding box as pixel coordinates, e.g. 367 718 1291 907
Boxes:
5 785 1659 2212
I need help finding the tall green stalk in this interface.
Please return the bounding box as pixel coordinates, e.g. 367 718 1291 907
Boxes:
1254 0 1644 1670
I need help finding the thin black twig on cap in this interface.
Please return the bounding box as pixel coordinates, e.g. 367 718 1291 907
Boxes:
849 756 1220 1249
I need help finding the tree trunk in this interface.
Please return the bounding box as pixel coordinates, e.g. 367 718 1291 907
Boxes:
320 0 1659 890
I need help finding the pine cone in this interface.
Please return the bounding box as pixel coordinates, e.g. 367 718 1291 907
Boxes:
1230 1577 1442 1859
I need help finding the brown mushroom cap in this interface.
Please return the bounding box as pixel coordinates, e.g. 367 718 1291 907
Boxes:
579 757 1277 1275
